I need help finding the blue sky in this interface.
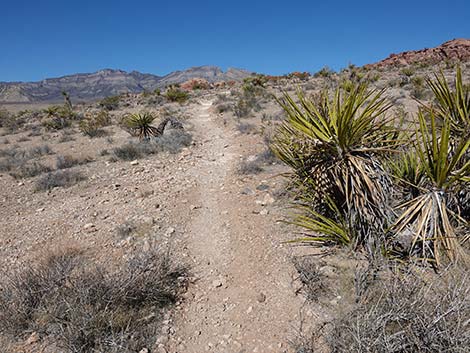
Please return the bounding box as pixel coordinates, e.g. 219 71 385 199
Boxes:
1 0 469 82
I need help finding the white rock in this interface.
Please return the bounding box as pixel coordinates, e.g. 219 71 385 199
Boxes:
84 223 95 229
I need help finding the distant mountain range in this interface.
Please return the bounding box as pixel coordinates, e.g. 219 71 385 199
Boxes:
0 66 251 103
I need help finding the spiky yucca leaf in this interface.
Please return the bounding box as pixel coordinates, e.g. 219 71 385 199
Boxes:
388 150 427 200
426 67 470 137
123 112 159 140
416 110 470 188
288 198 352 246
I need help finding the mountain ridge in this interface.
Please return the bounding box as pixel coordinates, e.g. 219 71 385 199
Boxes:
0 66 251 103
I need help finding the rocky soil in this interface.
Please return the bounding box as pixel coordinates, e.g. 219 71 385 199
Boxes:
0 95 311 352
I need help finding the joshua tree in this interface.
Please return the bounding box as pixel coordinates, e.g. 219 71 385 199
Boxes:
62 91 73 110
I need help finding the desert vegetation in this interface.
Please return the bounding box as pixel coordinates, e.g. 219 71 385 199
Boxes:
273 68 470 265
0 247 187 352
271 68 470 351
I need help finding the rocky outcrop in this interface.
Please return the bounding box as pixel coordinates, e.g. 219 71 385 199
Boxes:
0 66 251 103
368 39 470 68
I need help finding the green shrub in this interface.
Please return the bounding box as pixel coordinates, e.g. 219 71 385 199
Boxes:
42 106 77 130
79 111 111 137
400 67 415 77
314 66 334 78
99 95 121 110
165 87 189 103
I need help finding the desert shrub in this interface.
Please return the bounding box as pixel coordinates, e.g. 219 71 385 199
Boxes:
34 170 85 191
0 144 51 158
0 109 12 128
320 268 469 353
58 132 76 143
78 120 106 137
400 67 415 77
111 130 191 160
99 95 121 110
256 147 277 165
410 75 427 99
314 66 334 78
79 111 110 137
93 110 111 126
111 143 149 161
154 129 192 153
237 144 278 175
29 145 53 157
42 106 77 130
165 87 189 103
56 155 93 169
215 102 231 114
141 90 152 98
116 221 137 238
237 159 264 175
233 98 253 118
143 94 166 107
233 90 262 118
0 145 54 178
0 110 21 133
8 161 52 179
243 75 267 90
293 257 327 302
365 72 381 83
236 122 256 134
387 77 401 88
27 125 43 137
0 248 188 352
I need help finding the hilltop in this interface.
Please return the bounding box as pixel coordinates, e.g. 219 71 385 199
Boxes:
367 38 470 68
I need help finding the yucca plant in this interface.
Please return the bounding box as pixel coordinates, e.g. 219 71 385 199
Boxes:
273 83 400 254
426 67 470 220
392 109 470 264
287 196 353 246
426 67 470 137
388 150 427 200
122 112 159 140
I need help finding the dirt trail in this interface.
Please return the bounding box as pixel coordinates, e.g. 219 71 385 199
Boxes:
169 100 302 353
